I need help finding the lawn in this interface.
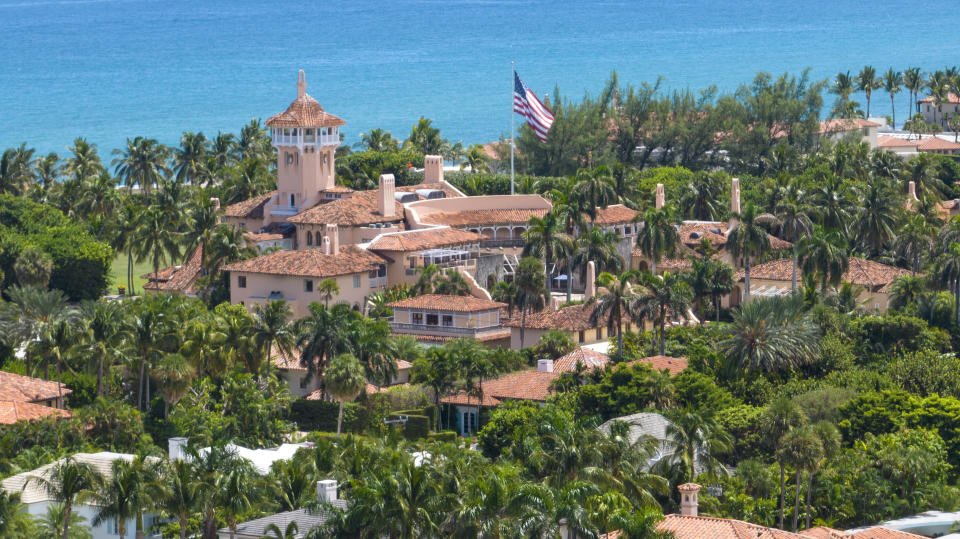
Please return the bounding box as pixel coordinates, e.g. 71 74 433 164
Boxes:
109 254 153 295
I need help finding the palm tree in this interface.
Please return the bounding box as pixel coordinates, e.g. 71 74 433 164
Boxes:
79 300 127 396
324 353 367 437
152 353 194 417
777 428 822 532
515 256 549 348
762 397 806 530
353 128 399 152
0 491 35 537
93 456 160 539
14 245 53 288
296 303 357 396
460 144 491 173
831 71 854 101
0 285 73 379
211 132 238 171
404 117 444 155
856 66 881 117
549 185 589 301
707 262 735 324
774 194 813 291
895 213 936 274
27 457 102 539
799 227 848 290
680 172 723 220
252 300 296 385
662 409 732 483
888 275 928 310
721 295 819 373
903 152 945 201
0 143 35 195
217 464 255 539
852 180 898 257
173 131 209 185
37 503 92 539
927 70 950 127
726 204 771 301
136 205 182 287
641 272 693 355
411 348 458 431
803 422 840 530
34 152 62 191
350 318 396 388
590 271 639 358
636 206 679 274
127 305 168 410
157 459 203 539
883 68 903 128
111 137 170 193
35 316 80 405
572 167 617 222
904 67 924 120
263 522 299 539
203 224 257 281
317 278 340 308
573 225 624 285
523 212 573 289
941 242 960 324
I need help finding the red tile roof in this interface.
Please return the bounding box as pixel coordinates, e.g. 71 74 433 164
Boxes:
387 294 506 312
918 92 960 104
266 92 345 128
801 526 926 539
877 136 919 148
246 232 285 242
287 189 403 226
603 514 812 539
142 246 203 295
0 401 71 425
0 371 71 403
592 204 639 225
420 208 549 227
223 191 276 218
501 303 600 331
441 369 558 406
818 118 880 134
739 257 912 291
628 355 688 375
917 136 960 151
678 221 729 247
223 245 385 278
553 347 610 372
366 227 482 252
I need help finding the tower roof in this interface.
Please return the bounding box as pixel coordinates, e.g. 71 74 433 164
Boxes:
266 70 345 128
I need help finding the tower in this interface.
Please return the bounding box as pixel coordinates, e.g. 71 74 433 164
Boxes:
265 70 345 217
678 483 701 517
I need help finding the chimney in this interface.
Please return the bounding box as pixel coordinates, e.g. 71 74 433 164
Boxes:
210 197 220 212
297 70 306 99
379 174 396 218
325 224 339 255
730 177 741 214
168 437 188 462
550 296 561 311
424 155 444 184
317 479 338 503
537 359 554 373
678 483 701 517
322 236 331 255
908 180 919 201
584 261 596 299
655 183 665 209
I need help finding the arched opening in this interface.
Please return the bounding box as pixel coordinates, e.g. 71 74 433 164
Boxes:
637 260 649 272
486 275 496 290
306 231 313 246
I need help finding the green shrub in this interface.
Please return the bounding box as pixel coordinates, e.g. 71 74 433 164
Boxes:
400 414 430 440
289 399 360 433
426 430 458 443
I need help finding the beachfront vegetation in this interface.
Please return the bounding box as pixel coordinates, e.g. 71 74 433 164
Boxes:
3 64 960 536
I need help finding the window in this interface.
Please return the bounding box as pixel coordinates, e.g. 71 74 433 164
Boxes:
289 193 295 206
238 276 247 288
412 313 423 325
578 331 585 343
306 231 313 246
299 377 308 389
596 328 603 340
305 279 313 292
426 314 439 326
353 275 361 288
442 315 454 327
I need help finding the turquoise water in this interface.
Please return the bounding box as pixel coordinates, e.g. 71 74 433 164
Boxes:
2 0 960 155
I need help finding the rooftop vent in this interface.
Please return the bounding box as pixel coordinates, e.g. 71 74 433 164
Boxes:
689 232 701 240
415 189 446 200
708 228 723 235
395 192 419 203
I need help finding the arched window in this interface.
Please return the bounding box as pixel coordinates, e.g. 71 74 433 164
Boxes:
306 231 313 246
289 193 295 206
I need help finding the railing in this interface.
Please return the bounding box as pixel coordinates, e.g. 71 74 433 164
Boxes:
369 277 386 289
480 239 524 248
391 323 486 335
267 203 298 216
271 132 340 148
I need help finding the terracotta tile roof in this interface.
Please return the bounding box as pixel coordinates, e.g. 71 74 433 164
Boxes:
440 369 557 406
270 345 304 371
553 347 610 372
877 136 919 148
394 329 512 344
223 245 385 278
678 221 729 247
592 204 639 225
801 526 926 539
266 93 345 128
0 401 71 424
420 208 549 227
366 227 482 252
224 191 276 218
0 371 71 403
387 294 506 312
628 355 688 375
323 186 355 194
396 359 412 370
602 514 814 539
918 92 960 104
287 189 403 226
246 232 285 242
396 182 466 199
501 303 599 331
739 257 912 291
916 136 960 151
818 118 881 134
142 246 203 294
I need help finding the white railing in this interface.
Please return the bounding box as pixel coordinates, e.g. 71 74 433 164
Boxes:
271 129 339 148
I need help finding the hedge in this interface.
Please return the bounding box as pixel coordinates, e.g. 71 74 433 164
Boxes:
0 194 112 300
289 399 360 433
387 413 430 440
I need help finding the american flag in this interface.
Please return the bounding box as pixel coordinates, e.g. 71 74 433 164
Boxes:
513 72 554 142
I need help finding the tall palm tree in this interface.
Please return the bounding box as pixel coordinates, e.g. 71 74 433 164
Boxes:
904 67 924 119
404 117 444 155
799 227 849 290
37 503 92 539
763 397 806 530
152 353 194 417
515 256 549 349
856 66 881 117
523 212 573 290
93 455 160 539
0 143 35 195
721 295 819 373
777 428 822 532
902 152 945 201
460 144 491 173
680 172 723 220
296 303 358 395
573 225 624 285
325 353 367 437
216 464 255 539
353 128 400 152
589 271 639 358
0 285 73 379
27 457 102 539
317 278 340 308
636 206 679 274
79 300 128 397
203 224 257 281
927 70 950 127
641 271 693 355
127 304 168 410
572 167 617 222
252 300 296 385
883 68 904 128
708 262 735 324
157 458 203 539
803 422 840 530
852 180 898 257
65 138 104 183
34 152 62 191
726 204 771 301
941 242 960 324
831 71 854 102
550 187 589 301
135 205 182 287
35 316 80 405
411 348 458 431
774 192 814 291
662 409 732 483
0 490 34 537
895 213 936 274
111 137 170 193
211 132 238 171
174 131 209 185
350 318 396 388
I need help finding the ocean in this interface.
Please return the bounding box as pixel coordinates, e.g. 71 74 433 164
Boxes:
2 0 960 156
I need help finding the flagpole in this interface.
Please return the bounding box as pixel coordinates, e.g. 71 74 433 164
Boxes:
510 61 515 196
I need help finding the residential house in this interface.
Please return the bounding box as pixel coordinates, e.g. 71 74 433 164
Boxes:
918 93 960 129
386 294 510 347
271 346 411 398
878 134 960 157
736 256 913 311
817 118 881 148
0 401 71 425
217 480 346 539
502 302 614 350
1 452 164 539
802 526 925 538
0 371 72 409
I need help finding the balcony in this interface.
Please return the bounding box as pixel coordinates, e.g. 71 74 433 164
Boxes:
391 323 485 335
271 128 340 149
268 203 299 217
479 239 524 248
369 276 386 289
